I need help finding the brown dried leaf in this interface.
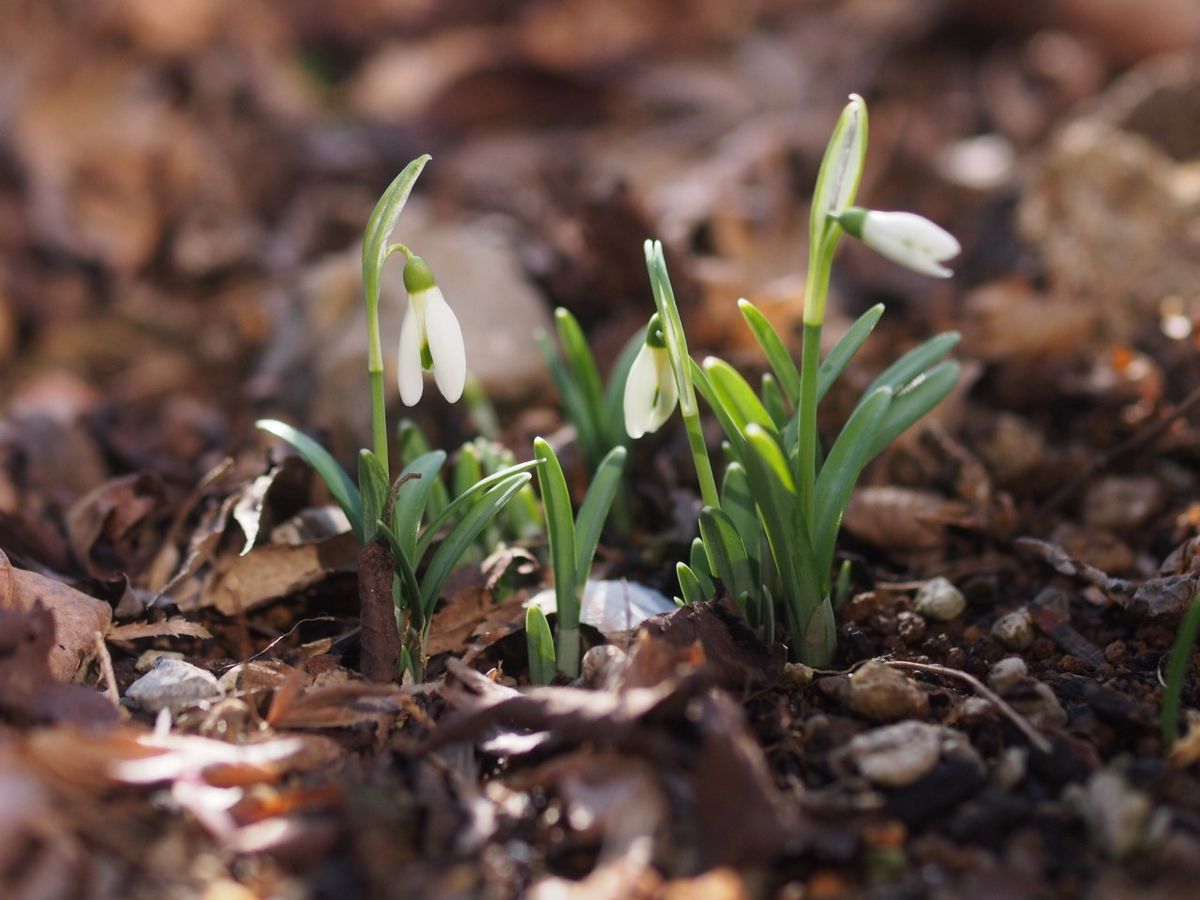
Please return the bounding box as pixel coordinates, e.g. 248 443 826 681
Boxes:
426 587 528 659
0 548 112 681
843 486 974 567
65 472 169 581
105 617 213 641
207 531 358 616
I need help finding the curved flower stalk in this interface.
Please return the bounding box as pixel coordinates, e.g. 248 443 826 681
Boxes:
398 255 466 405
623 314 677 439
834 208 960 278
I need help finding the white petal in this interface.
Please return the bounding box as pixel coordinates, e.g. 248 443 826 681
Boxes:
397 304 424 406
624 344 660 439
861 211 960 278
423 288 466 403
647 348 678 432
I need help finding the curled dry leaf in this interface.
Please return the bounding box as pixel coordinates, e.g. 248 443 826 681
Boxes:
0 548 112 681
65 472 170 582
842 486 974 567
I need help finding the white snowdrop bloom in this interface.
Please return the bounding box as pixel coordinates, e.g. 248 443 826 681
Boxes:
398 256 466 405
836 207 961 278
623 316 678 439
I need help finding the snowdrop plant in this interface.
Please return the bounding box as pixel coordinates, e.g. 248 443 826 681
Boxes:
629 96 962 665
257 156 533 680
527 438 626 682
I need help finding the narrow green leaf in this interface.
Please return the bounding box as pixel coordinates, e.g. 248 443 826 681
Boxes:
525 605 557 686
390 450 447 560
676 563 710 605
397 419 449 518
555 308 605 436
699 506 756 605
534 439 579 633
537 329 602 465
816 303 884 402
704 357 778 438
866 361 961 459
573 447 627 586
689 358 747 461
1163 592 1200 746
720 462 762 578
738 299 801 404
863 331 960 398
256 419 363 543
743 424 822 636
416 459 540 560
373 522 423 632
452 442 483 501
813 386 893 579
689 538 716 597
418 472 532 623
357 450 390 545
761 373 790 431
362 156 430 304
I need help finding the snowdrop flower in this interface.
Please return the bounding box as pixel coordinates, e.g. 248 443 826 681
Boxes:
624 315 678 439
398 255 466 405
834 207 961 278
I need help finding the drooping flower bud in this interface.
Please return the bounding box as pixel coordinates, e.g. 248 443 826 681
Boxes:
398 256 466 405
834 208 960 278
623 314 678 439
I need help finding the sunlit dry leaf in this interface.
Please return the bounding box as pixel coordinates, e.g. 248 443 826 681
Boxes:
206 531 358 616
65 472 170 581
105 617 213 641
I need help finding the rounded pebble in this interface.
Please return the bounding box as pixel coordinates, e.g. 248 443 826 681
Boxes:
992 607 1035 650
914 577 967 622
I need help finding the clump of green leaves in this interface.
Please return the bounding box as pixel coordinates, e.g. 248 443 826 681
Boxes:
527 439 626 682
625 96 962 666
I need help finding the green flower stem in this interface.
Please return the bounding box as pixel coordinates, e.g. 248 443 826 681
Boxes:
364 242 414 481
797 234 836 521
685 408 720 509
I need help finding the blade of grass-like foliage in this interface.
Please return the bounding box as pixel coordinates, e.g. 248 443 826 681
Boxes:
862 331 959 398
1162 591 1200 746
689 538 716 597
534 438 584 677
762 373 789 430
738 299 801 404
573 447 627 586
676 563 710 605
362 156 430 304
418 472 532 623
813 386 892 579
391 450 447 560
256 419 363 543
720 462 762 579
555 308 606 436
601 325 646 450
866 361 960 459
452 442 483 500
704 357 779 439
690 358 748 461
699 506 757 607
537 331 602 464
816 303 884 402
742 424 822 633
526 605 557 685
373 521 424 631
397 420 449 518
415 459 540 559
358 450 390 545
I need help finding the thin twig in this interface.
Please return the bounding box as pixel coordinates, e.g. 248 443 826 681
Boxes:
884 659 1053 755
93 631 120 709
1036 382 1200 519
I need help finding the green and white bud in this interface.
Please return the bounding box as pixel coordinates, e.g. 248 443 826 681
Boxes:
835 208 960 278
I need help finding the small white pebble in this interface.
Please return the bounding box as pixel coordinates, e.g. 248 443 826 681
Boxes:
992 607 1035 650
914 577 966 621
